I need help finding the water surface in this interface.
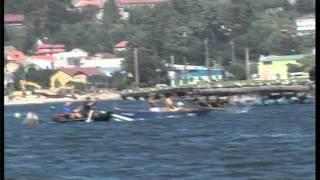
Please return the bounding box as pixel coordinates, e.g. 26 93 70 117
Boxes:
5 101 315 179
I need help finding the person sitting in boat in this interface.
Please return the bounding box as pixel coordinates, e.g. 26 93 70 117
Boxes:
24 110 40 125
63 101 82 119
80 97 96 117
164 94 178 111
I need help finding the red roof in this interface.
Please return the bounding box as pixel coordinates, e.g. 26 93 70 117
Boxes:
35 49 52 54
51 49 66 53
4 14 25 23
29 55 57 61
113 41 128 48
61 67 104 76
37 44 65 49
74 0 104 8
116 0 166 5
6 51 26 63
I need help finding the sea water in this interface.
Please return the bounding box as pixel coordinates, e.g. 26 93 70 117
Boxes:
5 100 315 179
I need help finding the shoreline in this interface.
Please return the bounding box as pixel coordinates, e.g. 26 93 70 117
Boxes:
4 91 121 106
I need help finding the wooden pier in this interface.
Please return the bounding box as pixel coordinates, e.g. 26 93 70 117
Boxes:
120 83 315 107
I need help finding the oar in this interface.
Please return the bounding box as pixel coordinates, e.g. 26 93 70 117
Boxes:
86 110 94 123
111 113 134 121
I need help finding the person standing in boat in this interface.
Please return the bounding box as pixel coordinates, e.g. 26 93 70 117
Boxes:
80 97 96 117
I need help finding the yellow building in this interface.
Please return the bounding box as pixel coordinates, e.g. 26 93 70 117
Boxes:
50 67 104 88
258 55 306 80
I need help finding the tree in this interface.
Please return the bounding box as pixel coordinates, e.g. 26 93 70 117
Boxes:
103 0 120 25
225 63 246 80
122 48 166 85
287 63 303 73
54 79 62 88
295 0 315 14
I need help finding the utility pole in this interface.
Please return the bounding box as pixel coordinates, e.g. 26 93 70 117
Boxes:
204 38 211 82
183 58 187 85
170 55 175 69
231 39 235 64
245 47 250 80
133 48 139 86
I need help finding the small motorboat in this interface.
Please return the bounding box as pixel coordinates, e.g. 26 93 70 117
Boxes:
112 107 210 120
52 111 112 122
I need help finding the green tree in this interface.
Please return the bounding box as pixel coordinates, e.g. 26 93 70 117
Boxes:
225 63 246 80
103 0 120 25
123 47 166 85
54 79 62 88
295 0 315 14
287 63 303 73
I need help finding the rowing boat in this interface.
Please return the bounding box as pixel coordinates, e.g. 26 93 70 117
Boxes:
112 107 210 120
52 111 111 122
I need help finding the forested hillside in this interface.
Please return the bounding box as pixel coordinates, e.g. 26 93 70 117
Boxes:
5 0 315 78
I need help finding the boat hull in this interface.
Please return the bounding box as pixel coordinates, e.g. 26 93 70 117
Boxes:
52 111 111 122
112 108 210 120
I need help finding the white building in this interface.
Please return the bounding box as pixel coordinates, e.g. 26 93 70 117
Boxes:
53 48 88 68
26 55 57 69
80 53 124 76
296 15 315 36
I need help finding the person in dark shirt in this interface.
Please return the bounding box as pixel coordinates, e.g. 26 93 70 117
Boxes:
81 97 96 117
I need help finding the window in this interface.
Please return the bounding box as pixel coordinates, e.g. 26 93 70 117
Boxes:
263 61 272 65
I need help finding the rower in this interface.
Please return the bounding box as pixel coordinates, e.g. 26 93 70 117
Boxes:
147 96 161 112
63 101 81 118
81 97 96 118
164 94 178 111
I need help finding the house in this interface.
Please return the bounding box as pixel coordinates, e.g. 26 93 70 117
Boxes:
114 0 167 19
5 50 26 64
119 8 130 20
167 64 224 86
258 54 307 80
296 15 315 36
50 67 105 88
80 53 124 76
53 49 89 68
4 14 25 26
35 41 66 55
73 0 104 9
26 55 57 69
113 41 128 52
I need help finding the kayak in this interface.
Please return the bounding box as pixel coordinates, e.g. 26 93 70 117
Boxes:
52 111 112 122
112 107 210 120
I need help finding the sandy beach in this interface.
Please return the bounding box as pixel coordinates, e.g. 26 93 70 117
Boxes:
4 90 121 106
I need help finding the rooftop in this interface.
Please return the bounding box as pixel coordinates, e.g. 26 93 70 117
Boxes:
74 0 104 8
259 54 307 62
4 14 25 23
60 67 105 76
116 0 167 5
28 55 57 61
113 41 128 48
